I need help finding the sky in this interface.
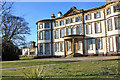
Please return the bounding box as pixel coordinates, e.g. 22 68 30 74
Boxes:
12 2 106 44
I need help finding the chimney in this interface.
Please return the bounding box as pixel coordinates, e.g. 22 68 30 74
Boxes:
51 14 55 19
58 11 62 17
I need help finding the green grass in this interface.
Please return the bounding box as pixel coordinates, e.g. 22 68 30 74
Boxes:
2 60 75 68
2 59 120 79
20 56 35 60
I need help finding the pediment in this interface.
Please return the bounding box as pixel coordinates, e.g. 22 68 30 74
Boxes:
64 7 83 17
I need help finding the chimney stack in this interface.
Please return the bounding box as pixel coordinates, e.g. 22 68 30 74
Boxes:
51 14 55 19
58 11 62 17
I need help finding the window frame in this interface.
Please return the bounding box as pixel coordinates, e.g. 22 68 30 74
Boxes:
95 21 102 33
86 23 92 34
107 7 111 15
107 19 112 31
39 31 43 40
87 39 93 50
44 30 50 40
114 16 120 30
96 38 103 50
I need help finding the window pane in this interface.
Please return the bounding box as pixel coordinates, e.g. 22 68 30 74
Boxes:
88 40 92 50
72 27 76 35
95 23 101 33
45 31 50 40
66 19 70 24
45 44 50 54
76 17 81 22
117 37 120 51
97 39 101 50
77 26 82 35
67 41 71 51
39 32 43 40
45 23 49 28
115 18 120 30
114 6 120 12
55 22 58 27
40 44 43 55
78 41 82 50
107 8 111 15
60 29 64 38
55 43 59 52
39 24 43 29
55 30 59 39
60 21 64 26
61 42 64 52
108 20 112 31
67 28 71 35
110 38 113 51
71 18 75 23
87 25 91 34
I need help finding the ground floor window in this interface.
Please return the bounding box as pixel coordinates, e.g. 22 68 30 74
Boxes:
96 38 102 50
67 41 71 51
55 43 59 52
109 37 113 51
60 42 64 52
78 41 82 50
39 44 43 55
87 39 92 50
45 43 50 54
117 37 120 51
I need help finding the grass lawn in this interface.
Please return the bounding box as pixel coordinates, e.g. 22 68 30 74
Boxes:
20 56 35 60
2 60 75 69
2 59 120 79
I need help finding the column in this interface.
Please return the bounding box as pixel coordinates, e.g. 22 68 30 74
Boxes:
64 40 66 57
72 38 75 56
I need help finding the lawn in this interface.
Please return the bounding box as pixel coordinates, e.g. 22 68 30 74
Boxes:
20 56 35 60
2 59 120 79
2 60 75 68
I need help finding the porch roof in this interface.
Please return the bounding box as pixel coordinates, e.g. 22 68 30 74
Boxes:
63 35 84 40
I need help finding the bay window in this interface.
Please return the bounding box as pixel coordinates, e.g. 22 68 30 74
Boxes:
39 24 43 29
95 22 101 33
39 44 43 55
45 23 50 28
45 43 50 54
39 31 43 40
115 17 120 30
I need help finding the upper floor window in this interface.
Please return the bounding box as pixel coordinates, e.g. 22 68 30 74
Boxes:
107 19 112 31
45 31 50 40
86 24 92 34
55 21 58 27
55 30 59 39
77 26 82 35
76 16 81 22
115 17 120 30
71 18 75 23
66 19 70 24
39 24 43 29
45 43 50 54
60 29 64 38
117 37 120 51
114 5 120 12
95 22 101 33
96 38 102 50
45 23 50 28
78 41 82 50
72 27 76 35
87 39 92 50
55 43 59 52
39 32 43 40
67 28 71 35
60 20 64 26
107 8 111 15
86 14 91 20
94 12 100 18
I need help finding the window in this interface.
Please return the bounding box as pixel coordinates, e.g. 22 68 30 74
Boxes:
114 5 120 12
108 19 112 31
45 31 50 40
60 42 64 52
45 23 50 28
55 30 59 39
107 8 111 15
95 22 101 33
45 43 50 54
76 16 81 22
67 28 71 35
96 39 102 50
60 21 64 26
66 19 70 24
39 24 43 29
67 41 71 51
72 27 76 35
86 14 91 20
39 44 43 55
55 21 58 27
78 41 82 50
117 37 120 51
87 40 92 50
39 32 43 40
77 26 82 35
94 12 100 18
55 43 59 52
115 17 120 30
109 37 113 51
71 18 75 23
60 29 64 38
86 24 92 34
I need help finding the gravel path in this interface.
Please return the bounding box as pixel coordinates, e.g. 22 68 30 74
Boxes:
1 56 119 71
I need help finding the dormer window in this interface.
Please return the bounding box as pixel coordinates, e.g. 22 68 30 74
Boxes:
114 5 120 12
86 14 91 20
76 16 81 22
66 19 70 24
107 8 111 15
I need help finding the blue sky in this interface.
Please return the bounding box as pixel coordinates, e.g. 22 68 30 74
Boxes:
12 2 106 44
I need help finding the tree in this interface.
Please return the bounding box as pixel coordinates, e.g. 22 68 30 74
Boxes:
1 1 30 60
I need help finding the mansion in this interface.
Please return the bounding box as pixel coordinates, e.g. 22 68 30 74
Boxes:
36 0 120 57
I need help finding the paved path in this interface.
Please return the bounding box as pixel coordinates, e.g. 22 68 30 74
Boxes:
1 56 119 71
